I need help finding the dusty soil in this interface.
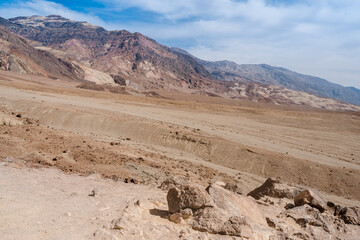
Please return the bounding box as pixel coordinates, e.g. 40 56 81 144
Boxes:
0 70 359 203
0 160 209 240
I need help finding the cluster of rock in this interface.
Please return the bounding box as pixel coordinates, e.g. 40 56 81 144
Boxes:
167 183 273 239
165 178 360 239
102 176 359 239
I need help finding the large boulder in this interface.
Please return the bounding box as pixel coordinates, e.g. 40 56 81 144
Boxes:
192 184 272 239
167 183 274 239
167 185 211 213
206 184 267 227
248 178 302 200
339 207 360 225
284 205 333 234
294 190 327 213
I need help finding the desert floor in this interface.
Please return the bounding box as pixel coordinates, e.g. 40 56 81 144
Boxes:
0 72 360 239
1 71 360 238
0 72 360 197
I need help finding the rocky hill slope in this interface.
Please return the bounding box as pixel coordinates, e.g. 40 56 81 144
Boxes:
1 15 213 90
0 25 83 80
198 59 360 106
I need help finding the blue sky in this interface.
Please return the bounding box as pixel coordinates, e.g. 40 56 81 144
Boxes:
0 0 359 88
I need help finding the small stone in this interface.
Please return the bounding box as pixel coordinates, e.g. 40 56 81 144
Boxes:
266 217 276 228
64 212 72 217
169 213 182 224
214 181 226 187
334 205 342 216
285 203 295 210
89 187 98 197
180 208 193 219
327 201 335 208
25 118 33 124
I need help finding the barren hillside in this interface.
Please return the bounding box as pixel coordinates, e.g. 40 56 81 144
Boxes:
0 25 83 80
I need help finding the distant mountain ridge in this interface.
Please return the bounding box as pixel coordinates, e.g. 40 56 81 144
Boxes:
197 59 360 106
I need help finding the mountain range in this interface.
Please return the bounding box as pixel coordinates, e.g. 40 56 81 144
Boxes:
0 15 359 109
198 59 360 106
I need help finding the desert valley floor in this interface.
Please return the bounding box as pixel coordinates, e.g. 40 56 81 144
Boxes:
0 71 360 239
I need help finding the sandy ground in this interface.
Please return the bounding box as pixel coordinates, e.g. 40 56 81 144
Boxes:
0 71 359 203
0 160 160 240
1 159 219 240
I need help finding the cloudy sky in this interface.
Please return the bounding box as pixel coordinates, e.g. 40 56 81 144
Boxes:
0 0 359 88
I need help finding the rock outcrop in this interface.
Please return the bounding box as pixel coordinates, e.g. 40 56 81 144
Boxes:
167 184 212 214
284 205 333 233
339 207 360 225
167 183 274 239
248 178 302 200
294 190 327 213
246 178 360 239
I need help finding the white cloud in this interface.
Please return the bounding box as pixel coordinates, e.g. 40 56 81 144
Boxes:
105 0 359 87
0 0 107 28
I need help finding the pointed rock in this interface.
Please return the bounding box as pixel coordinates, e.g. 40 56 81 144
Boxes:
248 178 302 200
294 190 327 213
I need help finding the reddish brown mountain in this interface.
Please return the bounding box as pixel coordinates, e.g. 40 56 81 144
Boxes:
0 25 83 80
1 15 213 89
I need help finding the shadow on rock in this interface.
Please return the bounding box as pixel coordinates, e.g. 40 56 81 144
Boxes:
149 208 169 219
